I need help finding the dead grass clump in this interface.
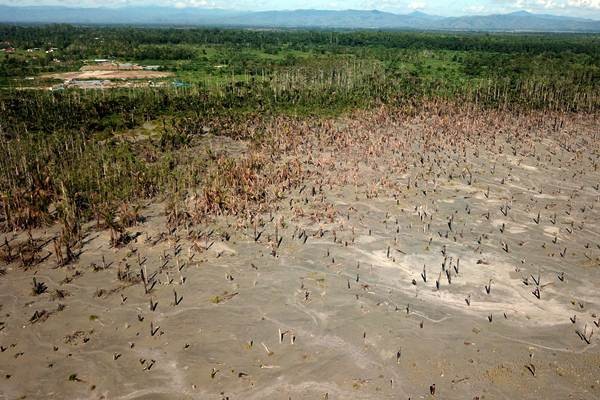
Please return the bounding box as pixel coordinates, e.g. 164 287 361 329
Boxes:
188 151 303 222
11 232 52 268
1 187 53 231
0 237 14 264
102 208 129 248
118 203 145 228
165 197 191 232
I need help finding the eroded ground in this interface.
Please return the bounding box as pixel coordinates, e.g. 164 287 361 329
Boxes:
1 107 600 400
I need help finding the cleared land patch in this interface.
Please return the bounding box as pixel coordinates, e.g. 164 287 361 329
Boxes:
42 70 174 80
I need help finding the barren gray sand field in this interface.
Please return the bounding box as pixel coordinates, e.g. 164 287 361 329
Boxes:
1 108 600 400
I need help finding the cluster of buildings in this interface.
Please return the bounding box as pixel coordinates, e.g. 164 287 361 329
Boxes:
51 79 172 91
82 59 161 71
0 41 15 53
0 43 61 54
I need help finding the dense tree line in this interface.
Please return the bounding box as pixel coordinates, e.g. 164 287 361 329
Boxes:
1 25 599 57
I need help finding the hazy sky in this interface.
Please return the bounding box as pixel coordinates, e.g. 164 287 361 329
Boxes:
2 0 599 18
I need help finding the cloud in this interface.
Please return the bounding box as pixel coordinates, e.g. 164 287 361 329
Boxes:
465 4 487 13
567 0 600 8
493 0 600 10
408 0 426 9
2 0 599 17
173 0 214 7
0 0 259 8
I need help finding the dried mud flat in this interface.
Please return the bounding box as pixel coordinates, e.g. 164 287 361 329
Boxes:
1 107 600 400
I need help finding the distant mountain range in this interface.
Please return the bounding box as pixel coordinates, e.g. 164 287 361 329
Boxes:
0 6 599 32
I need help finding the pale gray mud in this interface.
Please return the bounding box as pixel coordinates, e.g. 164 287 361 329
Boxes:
1 108 600 399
